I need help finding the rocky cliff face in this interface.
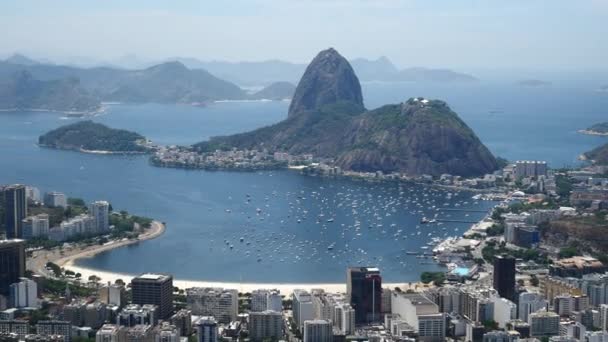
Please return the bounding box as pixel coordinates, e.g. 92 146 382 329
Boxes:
336 99 498 176
288 48 364 117
195 48 498 177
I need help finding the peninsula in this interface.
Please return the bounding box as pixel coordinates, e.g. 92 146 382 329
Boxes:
188 48 497 177
0 70 101 113
579 122 608 136
38 120 153 154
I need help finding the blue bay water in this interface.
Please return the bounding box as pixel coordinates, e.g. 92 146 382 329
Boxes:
0 81 606 283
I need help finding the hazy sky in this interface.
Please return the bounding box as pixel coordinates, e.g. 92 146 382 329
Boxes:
1 0 607 71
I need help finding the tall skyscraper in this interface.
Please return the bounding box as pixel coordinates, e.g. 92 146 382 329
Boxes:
347 267 382 325
493 255 516 301
131 273 173 319
89 201 110 234
195 316 218 342
3 185 27 239
0 239 25 295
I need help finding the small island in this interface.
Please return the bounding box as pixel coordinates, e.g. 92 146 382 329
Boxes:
578 122 608 136
38 120 154 154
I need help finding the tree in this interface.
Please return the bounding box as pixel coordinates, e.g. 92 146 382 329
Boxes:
530 274 540 287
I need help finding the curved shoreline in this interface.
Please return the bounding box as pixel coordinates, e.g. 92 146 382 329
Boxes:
578 129 608 136
28 220 428 294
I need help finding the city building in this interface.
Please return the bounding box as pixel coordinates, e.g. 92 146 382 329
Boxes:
251 289 282 312
541 277 583 302
292 289 314 331
36 320 72 341
515 161 548 179
248 310 283 342
0 240 25 296
482 330 519 342
195 316 218 342
99 282 125 307
334 303 355 335
493 255 516 301
9 277 37 308
25 186 41 203
125 324 155 341
117 304 158 327
96 324 126 342
185 287 238 323
21 214 49 239
390 292 446 342
519 292 548 322
0 320 29 339
553 294 589 316
155 321 180 342
131 274 173 319
491 296 517 328
3 185 27 239
169 309 192 337
44 191 67 208
303 319 332 342
550 256 606 278
347 266 382 324
529 311 560 338
560 321 586 341
89 200 110 234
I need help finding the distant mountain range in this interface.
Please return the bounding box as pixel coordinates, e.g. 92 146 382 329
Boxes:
170 56 478 86
195 48 497 177
0 53 478 110
0 70 100 113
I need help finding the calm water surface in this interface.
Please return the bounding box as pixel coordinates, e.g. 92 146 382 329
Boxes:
1 81 606 282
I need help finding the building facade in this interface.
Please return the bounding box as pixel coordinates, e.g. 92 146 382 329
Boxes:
131 274 173 319
347 267 382 324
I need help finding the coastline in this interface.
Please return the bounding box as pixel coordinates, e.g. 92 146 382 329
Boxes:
38 144 151 155
577 129 608 136
27 220 429 295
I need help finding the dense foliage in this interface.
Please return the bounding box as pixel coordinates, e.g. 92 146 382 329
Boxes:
420 271 446 286
39 120 148 153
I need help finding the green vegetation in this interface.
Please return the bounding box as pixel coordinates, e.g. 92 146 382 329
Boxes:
585 142 608 165
109 211 153 239
559 246 580 258
586 122 608 134
482 240 550 264
39 120 148 153
43 277 95 297
486 223 505 236
420 271 446 286
556 175 574 199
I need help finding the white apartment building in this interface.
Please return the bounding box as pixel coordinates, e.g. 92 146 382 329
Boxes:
292 289 314 331
9 277 37 308
186 287 238 323
22 213 49 238
89 200 110 233
44 191 67 208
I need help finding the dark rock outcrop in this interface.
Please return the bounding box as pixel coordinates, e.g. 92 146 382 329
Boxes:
288 48 364 117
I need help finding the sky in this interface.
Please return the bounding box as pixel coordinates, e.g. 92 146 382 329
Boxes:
1 0 607 72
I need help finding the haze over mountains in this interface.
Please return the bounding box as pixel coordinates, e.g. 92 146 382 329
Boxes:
2 53 478 86
195 48 497 177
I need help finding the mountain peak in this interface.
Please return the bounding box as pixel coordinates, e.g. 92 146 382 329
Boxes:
288 48 364 117
5 53 39 66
